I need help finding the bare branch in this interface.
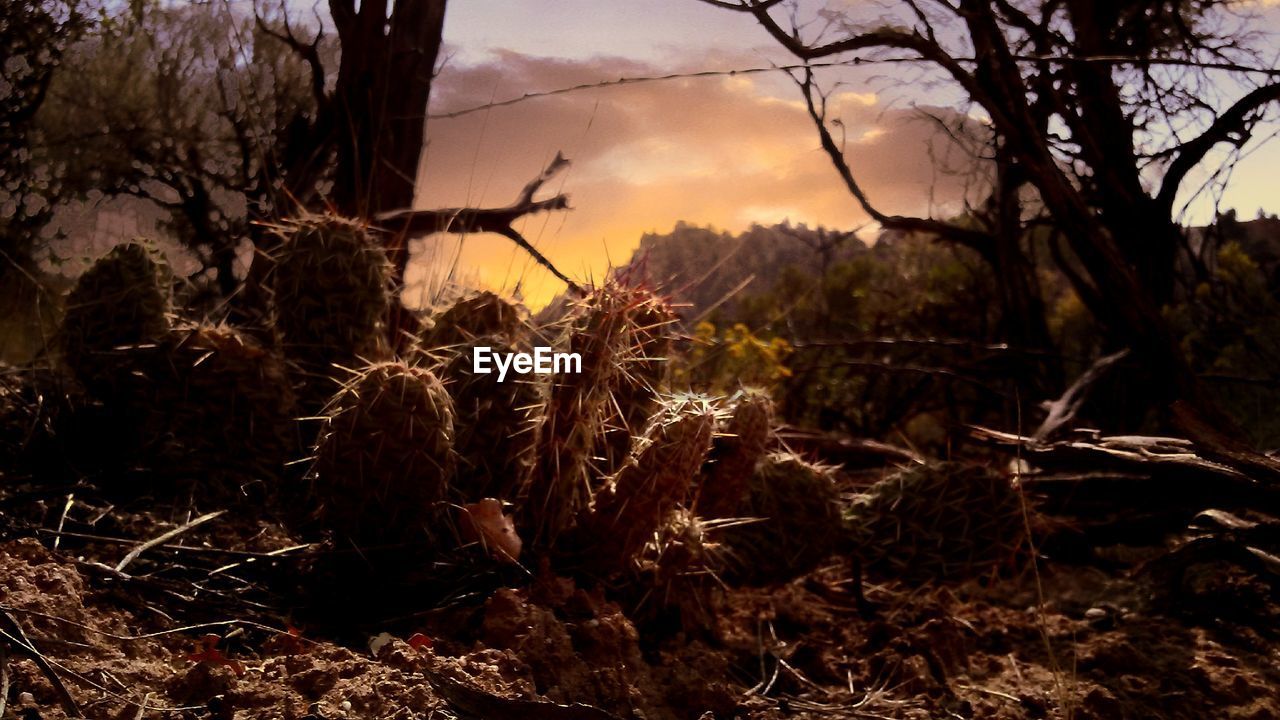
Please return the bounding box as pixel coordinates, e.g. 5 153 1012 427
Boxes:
254 12 327 111
793 68 994 251
1157 82 1280 212
376 152 579 293
695 0 785 10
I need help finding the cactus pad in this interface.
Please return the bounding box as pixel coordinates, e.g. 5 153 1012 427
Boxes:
152 324 297 495
575 393 720 572
422 291 529 350
266 214 392 408
443 334 542 503
522 285 635 548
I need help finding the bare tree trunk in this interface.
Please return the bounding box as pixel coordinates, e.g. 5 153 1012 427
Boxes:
329 0 447 218
991 154 1061 394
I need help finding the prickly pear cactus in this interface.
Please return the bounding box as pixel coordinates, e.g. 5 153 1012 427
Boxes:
575 393 720 573
716 452 842 587
443 333 542 503
698 387 773 518
266 214 391 409
423 291 529 350
59 241 170 397
153 324 297 495
521 285 635 549
310 361 455 545
847 462 1033 584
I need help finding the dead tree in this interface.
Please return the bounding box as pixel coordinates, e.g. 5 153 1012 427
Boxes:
254 0 445 217
703 0 1280 479
246 0 579 328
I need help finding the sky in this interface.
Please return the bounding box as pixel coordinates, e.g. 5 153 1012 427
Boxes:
406 0 1280 308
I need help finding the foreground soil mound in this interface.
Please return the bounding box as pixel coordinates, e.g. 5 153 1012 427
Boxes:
4 529 1280 719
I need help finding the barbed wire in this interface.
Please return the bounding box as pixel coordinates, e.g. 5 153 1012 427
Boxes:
428 55 1280 120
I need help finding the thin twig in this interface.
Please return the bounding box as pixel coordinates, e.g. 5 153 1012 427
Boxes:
114 510 226 573
0 640 9 718
0 606 81 717
53 493 75 551
35 527 313 559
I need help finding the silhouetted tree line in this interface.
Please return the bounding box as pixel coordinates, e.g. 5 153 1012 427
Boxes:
639 215 1280 453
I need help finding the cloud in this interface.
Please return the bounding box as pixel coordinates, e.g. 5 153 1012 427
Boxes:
410 51 990 307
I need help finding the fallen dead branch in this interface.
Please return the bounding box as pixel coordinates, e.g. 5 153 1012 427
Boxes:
973 426 1251 481
1033 349 1129 441
973 426 1280 545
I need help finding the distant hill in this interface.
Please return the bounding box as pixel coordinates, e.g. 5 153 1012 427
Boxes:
542 214 1280 327
619 221 867 322
1177 212 1280 291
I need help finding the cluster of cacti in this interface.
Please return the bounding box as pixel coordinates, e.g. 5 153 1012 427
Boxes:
715 452 844 587
265 213 392 410
309 361 455 546
36 219 1045 636
58 241 171 398
845 462 1033 584
49 242 300 498
697 387 774 518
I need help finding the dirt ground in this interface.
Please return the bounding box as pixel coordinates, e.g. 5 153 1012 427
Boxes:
3 507 1279 720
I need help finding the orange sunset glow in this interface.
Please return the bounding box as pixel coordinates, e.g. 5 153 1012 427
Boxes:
407 0 1280 308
